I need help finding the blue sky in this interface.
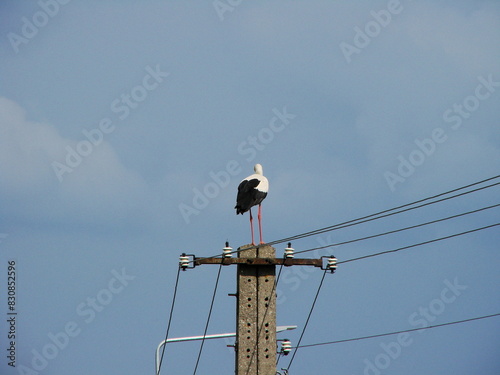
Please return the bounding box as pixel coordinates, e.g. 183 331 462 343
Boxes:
1 1 499 374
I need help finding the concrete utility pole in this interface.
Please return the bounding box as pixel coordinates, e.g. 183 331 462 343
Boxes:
235 244 277 374
192 243 334 374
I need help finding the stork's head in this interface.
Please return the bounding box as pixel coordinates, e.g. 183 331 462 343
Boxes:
254 164 263 175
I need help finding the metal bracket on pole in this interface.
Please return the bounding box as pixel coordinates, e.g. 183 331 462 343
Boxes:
155 326 297 374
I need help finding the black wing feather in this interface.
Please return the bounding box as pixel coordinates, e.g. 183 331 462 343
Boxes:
235 179 265 214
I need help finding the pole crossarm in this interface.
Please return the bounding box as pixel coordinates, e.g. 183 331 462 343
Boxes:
194 257 323 267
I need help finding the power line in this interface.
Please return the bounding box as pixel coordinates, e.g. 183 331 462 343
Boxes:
253 207 498 371
193 263 223 375
293 313 500 349
193 176 500 262
157 266 182 375
276 352 283 367
340 222 500 264
283 222 498 370
285 268 329 371
293 203 500 256
267 180 500 247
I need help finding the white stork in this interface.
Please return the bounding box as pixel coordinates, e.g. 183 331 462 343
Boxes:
235 164 269 245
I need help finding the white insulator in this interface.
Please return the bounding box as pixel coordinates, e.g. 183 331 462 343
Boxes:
179 254 190 269
284 243 294 259
223 242 233 258
281 339 292 355
327 256 337 272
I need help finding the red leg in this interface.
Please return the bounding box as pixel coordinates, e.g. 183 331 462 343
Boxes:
258 204 264 244
249 208 255 245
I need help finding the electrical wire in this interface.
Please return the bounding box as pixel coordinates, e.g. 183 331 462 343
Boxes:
292 313 500 349
286 268 329 371
193 175 500 262
283 222 499 370
157 266 181 375
267 179 500 247
276 352 283 366
192 263 223 375
340 222 500 265
293 203 500 256
243 206 499 371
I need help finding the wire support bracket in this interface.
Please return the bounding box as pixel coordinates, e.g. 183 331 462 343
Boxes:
193 256 324 267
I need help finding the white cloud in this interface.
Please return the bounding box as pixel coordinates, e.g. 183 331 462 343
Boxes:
0 97 150 227
0 97 62 194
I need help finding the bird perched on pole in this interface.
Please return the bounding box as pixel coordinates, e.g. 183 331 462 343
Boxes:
235 164 269 245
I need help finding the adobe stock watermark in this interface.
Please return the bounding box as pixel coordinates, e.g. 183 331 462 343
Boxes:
359 277 467 375
178 106 296 224
213 0 244 21
7 0 72 54
16 268 135 375
51 64 169 182
384 74 499 192
276 234 339 306
340 0 406 64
